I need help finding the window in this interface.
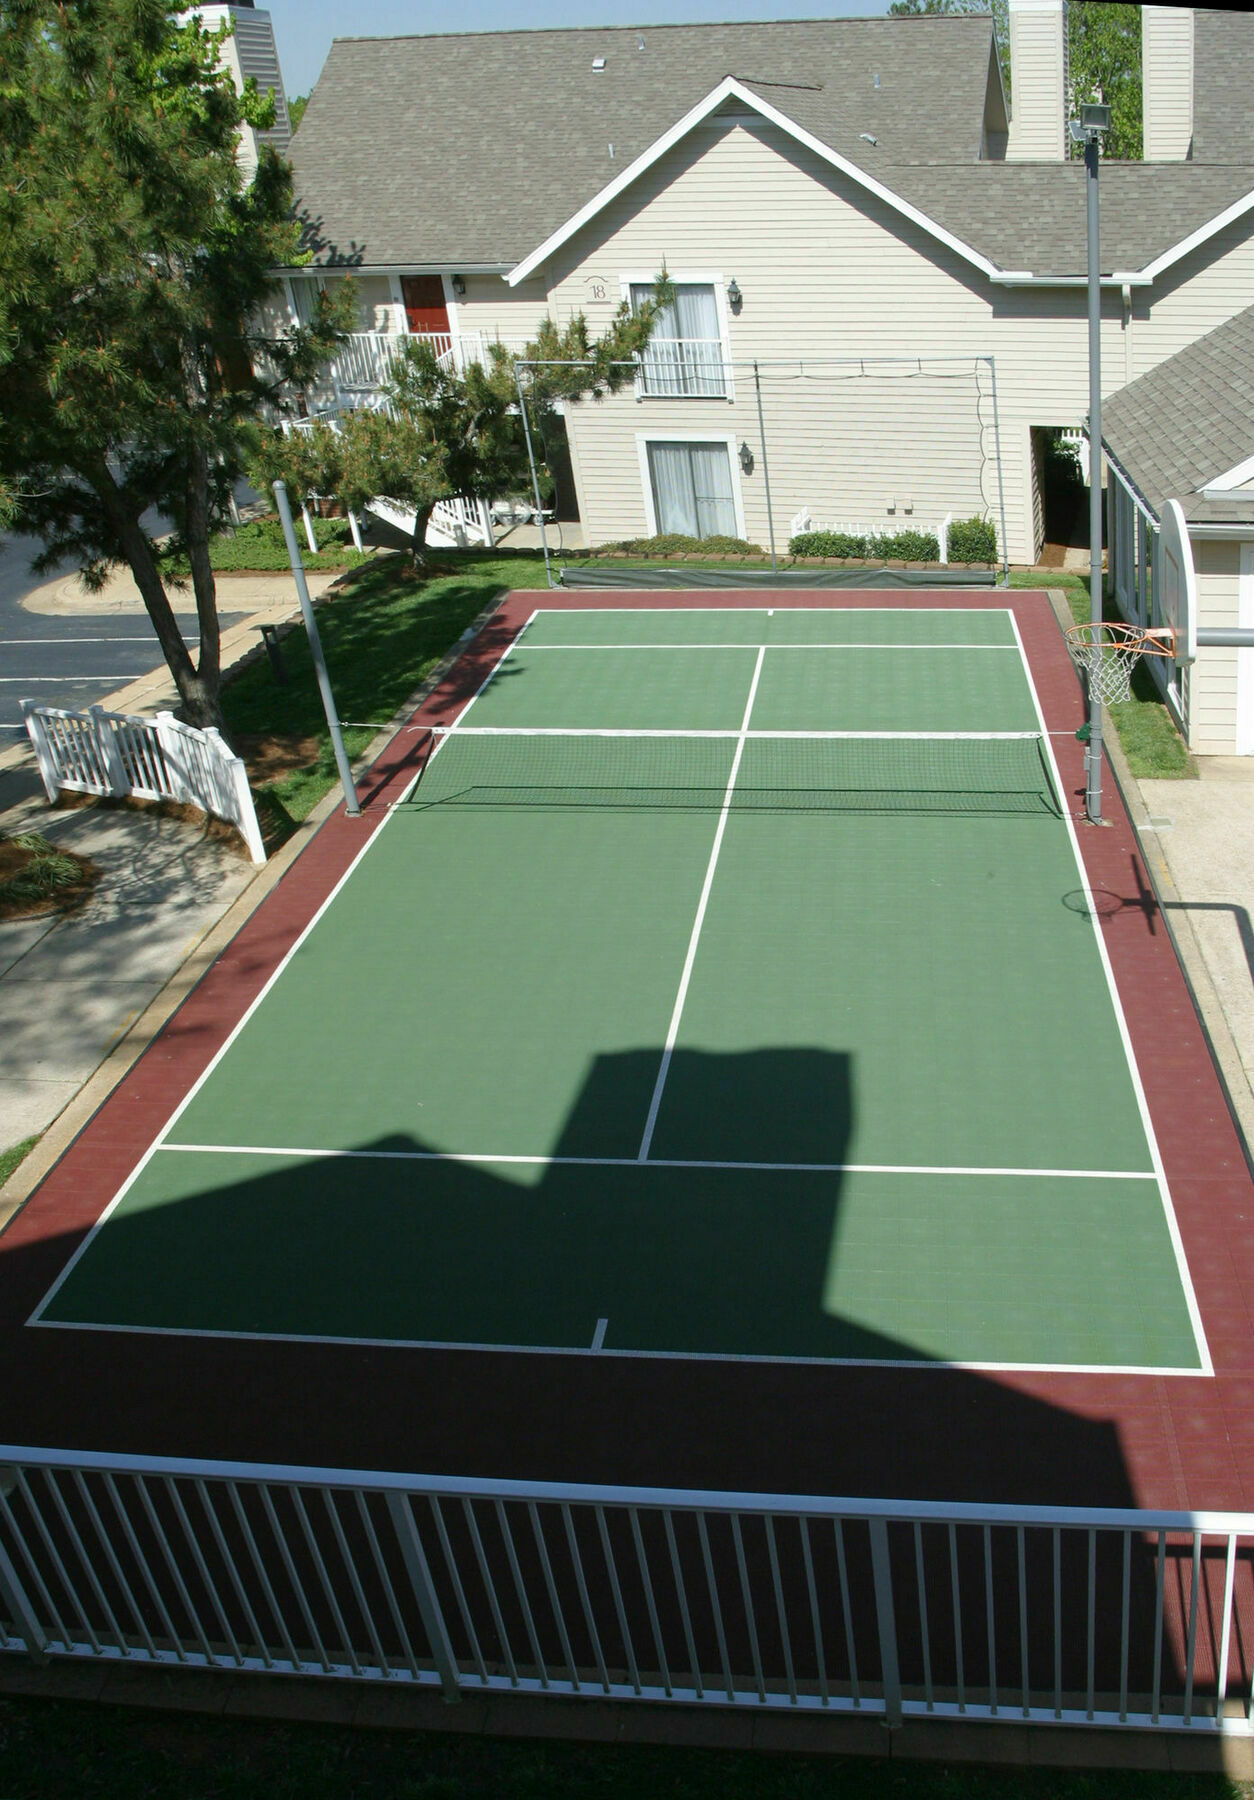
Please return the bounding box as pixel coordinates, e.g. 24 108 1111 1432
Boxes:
646 441 738 539
630 283 728 398
288 276 322 327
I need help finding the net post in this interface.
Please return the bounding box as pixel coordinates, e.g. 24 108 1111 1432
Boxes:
272 480 361 819
1084 130 1105 826
752 360 779 576
985 356 1010 587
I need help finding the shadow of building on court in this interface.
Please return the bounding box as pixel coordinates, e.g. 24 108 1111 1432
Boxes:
0 1045 1239 1715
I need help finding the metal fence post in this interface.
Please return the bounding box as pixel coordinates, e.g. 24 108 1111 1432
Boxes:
0 1472 48 1664
868 1518 903 1728
385 1493 462 1703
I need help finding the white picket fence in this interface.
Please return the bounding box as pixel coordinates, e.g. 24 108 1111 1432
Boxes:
21 703 266 866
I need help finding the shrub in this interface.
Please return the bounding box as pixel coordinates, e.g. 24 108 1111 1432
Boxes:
789 528 940 560
946 516 998 563
866 529 940 561
1043 430 1086 489
596 533 764 556
789 530 867 558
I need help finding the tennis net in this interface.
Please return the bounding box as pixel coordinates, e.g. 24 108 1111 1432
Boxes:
407 728 1062 817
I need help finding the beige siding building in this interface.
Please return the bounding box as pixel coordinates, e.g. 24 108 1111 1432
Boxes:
276 5 1254 745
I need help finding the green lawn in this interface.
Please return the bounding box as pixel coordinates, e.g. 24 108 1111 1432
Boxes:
0 1693 1244 1799
223 550 552 832
161 513 373 577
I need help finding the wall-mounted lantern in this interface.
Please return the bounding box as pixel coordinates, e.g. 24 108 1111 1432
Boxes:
451 273 467 297
739 441 754 475
727 278 743 314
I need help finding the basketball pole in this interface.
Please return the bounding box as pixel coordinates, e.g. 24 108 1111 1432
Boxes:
273 480 361 818
1077 103 1111 825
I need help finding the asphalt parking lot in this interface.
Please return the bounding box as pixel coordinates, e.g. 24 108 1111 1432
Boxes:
0 532 247 734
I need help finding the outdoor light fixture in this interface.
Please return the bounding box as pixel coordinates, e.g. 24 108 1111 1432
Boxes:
727 278 743 313
451 274 466 297
739 441 754 474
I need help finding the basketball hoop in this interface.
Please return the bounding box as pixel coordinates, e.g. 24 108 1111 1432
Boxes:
1064 622 1174 707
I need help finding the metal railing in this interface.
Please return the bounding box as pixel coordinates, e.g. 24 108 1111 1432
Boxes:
0 1445 1251 1735
330 331 537 395
21 705 266 865
636 338 730 399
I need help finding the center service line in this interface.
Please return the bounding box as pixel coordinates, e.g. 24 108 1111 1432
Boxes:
636 645 766 1162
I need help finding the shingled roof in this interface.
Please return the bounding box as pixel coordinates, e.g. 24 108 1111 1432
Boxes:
288 13 1254 284
1101 302 1254 525
1192 8 1254 164
289 15 1001 270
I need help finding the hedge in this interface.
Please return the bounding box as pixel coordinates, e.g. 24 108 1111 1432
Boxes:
789 528 940 560
593 533 764 557
789 518 998 563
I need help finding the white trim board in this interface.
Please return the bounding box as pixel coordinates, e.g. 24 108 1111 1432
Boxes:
1202 450 1254 495
504 72 1254 294
507 77 1030 289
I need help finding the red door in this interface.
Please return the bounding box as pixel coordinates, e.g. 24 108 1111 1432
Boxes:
401 276 450 336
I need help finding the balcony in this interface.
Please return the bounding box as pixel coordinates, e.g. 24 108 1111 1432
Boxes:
329 331 536 397
636 338 730 399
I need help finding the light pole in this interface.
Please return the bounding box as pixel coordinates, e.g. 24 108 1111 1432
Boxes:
1072 100 1111 824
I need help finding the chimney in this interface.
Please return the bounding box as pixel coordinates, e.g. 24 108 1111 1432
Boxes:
1142 5 1193 160
1006 0 1066 161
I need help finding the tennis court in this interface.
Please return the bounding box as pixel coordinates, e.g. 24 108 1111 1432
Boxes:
31 603 1206 1374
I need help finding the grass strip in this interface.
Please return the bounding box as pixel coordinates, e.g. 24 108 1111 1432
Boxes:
0 1693 1245 1799
0 1134 39 1188
1041 572 1194 780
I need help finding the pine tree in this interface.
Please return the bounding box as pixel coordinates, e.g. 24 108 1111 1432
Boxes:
0 0 351 730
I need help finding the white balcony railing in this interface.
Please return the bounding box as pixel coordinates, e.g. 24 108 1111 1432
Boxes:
637 337 730 399
329 331 538 395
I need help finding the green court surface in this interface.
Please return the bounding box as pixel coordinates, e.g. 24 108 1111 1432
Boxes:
37 607 1204 1372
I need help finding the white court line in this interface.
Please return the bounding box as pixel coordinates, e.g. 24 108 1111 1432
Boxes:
26 1316 1209 1379
591 1318 609 1350
1008 610 1213 1377
637 647 765 1161
155 1142 1159 1181
0 637 199 645
512 642 1020 652
26 607 541 1328
430 728 1041 740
